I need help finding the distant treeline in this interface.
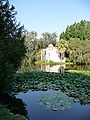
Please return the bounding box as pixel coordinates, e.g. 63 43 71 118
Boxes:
60 20 90 64
21 20 90 68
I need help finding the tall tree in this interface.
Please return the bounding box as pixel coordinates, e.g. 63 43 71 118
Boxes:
67 38 90 64
56 39 68 52
59 20 90 64
0 0 26 92
42 32 57 46
56 39 68 60
23 31 38 63
60 20 90 40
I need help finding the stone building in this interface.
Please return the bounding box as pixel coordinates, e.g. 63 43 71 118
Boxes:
41 44 65 62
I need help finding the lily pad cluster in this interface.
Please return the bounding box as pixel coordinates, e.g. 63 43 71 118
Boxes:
38 91 74 111
10 70 90 103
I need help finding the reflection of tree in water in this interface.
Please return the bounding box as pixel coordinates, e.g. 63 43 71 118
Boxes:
66 65 90 71
0 93 28 118
18 63 36 72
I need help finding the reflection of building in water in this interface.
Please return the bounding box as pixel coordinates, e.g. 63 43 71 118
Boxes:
41 65 65 73
58 65 65 73
41 44 65 62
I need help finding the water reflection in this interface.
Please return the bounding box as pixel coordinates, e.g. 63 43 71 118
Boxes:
67 64 90 71
40 64 90 73
15 90 90 120
19 63 90 73
41 65 65 73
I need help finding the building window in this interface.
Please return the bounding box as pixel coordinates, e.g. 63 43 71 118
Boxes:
60 53 61 58
44 51 46 55
60 53 64 60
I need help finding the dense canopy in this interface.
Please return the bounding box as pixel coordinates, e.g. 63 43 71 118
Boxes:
59 20 90 64
0 0 26 92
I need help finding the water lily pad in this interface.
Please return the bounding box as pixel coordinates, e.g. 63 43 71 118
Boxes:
38 91 74 111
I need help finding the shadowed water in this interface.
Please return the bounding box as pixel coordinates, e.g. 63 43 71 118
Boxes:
15 90 90 120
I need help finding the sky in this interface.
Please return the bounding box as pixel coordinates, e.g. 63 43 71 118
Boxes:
9 0 90 38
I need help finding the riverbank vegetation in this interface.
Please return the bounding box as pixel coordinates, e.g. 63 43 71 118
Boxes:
0 104 18 120
35 61 73 65
0 103 28 120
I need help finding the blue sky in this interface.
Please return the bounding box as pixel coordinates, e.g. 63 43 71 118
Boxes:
9 0 90 38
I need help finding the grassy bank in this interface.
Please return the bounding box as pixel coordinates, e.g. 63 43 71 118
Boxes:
35 61 73 65
0 104 28 120
68 70 90 74
0 104 18 120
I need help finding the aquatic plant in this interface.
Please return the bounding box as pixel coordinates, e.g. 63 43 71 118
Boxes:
10 70 90 103
38 91 74 111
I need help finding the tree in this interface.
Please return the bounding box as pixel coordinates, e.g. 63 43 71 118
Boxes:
60 20 90 40
59 20 90 64
42 32 57 46
20 31 58 67
67 38 90 64
23 31 38 63
56 39 68 52
56 39 68 61
0 0 26 92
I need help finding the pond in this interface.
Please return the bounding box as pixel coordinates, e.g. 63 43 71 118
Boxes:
15 90 90 120
1 65 90 120
19 64 90 73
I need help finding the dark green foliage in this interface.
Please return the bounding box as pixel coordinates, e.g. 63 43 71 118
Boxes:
0 0 26 92
10 71 90 104
59 20 90 64
60 20 90 40
67 38 90 64
0 104 18 120
0 93 27 118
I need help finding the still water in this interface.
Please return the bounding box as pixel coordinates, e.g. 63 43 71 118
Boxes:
15 90 90 120
19 64 90 73
1 64 90 120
